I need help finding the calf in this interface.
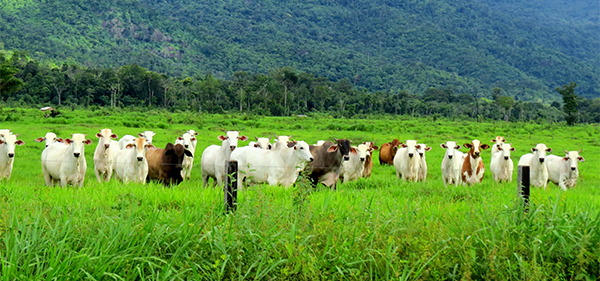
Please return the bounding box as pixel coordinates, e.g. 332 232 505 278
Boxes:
490 136 506 155
0 133 24 181
119 131 156 149
147 143 192 186
175 133 197 180
308 139 352 189
379 139 400 165
340 144 367 183
461 140 490 185
490 143 515 183
416 143 432 181
546 150 585 190
200 131 248 187
41 134 92 187
93 129 119 182
113 137 155 184
35 132 63 147
362 142 378 178
394 140 421 182
517 143 552 188
440 141 465 187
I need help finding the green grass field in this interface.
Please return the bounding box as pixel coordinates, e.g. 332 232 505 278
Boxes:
1 108 599 280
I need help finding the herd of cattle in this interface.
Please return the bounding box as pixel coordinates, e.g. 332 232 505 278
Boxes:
0 129 586 191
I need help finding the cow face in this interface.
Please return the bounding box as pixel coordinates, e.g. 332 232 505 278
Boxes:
138 131 156 144
165 143 193 171
563 150 584 171
218 131 248 151
176 133 196 150
35 132 63 147
331 138 352 161
187 129 198 136
491 136 506 144
464 140 489 158
0 134 24 158
417 143 431 157
440 141 461 159
401 140 419 158
355 144 369 162
496 143 515 160
531 143 552 163
293 141 314 162
64 133 92 158
126 137 155 162
96 128 117 149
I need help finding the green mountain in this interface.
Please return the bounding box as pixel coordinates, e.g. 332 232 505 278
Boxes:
1 0 598 100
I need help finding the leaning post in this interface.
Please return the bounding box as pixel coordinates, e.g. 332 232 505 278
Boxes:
517 165 530 212
224 160 238 213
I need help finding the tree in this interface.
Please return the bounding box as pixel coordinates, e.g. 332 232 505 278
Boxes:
555 82 578 126
0 61 24 96
496 96 515 122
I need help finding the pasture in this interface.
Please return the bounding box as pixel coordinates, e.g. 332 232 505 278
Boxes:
1 108 599 280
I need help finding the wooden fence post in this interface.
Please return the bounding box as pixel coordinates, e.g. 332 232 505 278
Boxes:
224 160 238 213
517 165 530 212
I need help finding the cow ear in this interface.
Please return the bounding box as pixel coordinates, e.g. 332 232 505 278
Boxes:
253 144 259 147
372 146 379 150
96 133 103 138
57 138 64 143
463 143 471 149
350 147 357 155
563 156 569 161
15 140 24 146
35 137 45 143
497 146 503 151
111 134 118 139
0 140 4 144
491 139 496 143
239 135 248 141
126 143 134 149
531 147 537 152
415 145 421 149
440 143 447 149
327 145 338 153
184 150 193 157
510 147 515 151
190 138 196 142
138 133 144 137
481 144 490 150
177 136 183 140
578 156 585 162
400 143 407 148
255 136 259 141
64 138 73 144
454 145 461 150
425 146 432 152
146 144 156 150
84 139 92 145
218 135 227 141
546 148 552 153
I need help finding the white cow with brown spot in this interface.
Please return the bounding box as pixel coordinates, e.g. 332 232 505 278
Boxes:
35 132 63 147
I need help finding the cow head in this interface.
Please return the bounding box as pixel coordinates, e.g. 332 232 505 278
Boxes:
328 138 352 161
176 133 196 150
363 142 378 156
254 137 272 149
125 137 155 162
417 143 431 157
563 149 584 171
491 136 506 144
187 129 199 136
531 143 552 163
440 141 461 159
464 140 489 159
218 131 248 151
64 133 92 158
96 128 117 149
165 143 193 171
355 144 370 162
138 131 156 144
292 141 314 162
400 140 420 158
35 132 63 147
496 143 515 160
0 134 24 158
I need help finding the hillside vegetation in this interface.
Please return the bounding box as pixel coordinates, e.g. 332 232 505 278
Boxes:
0 0 598 100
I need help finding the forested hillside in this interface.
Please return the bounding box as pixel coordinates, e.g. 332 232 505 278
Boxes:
0 0 598 100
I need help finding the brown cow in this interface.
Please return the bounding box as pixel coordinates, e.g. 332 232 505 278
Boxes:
379 139 400 165
461 140 490 185
308 139 353 189
146 143 193 186
362 141 379 178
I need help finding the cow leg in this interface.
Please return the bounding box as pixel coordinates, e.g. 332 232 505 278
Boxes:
94 168 102 183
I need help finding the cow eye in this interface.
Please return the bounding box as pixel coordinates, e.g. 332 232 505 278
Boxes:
532 148 537 151
300 147 304 149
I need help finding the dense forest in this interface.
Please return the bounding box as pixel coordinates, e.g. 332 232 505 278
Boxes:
1 49 599 123
0 0 598 101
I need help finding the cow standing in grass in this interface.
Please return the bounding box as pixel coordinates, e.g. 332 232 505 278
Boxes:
93 129 119 182
440 141 465 187
546 150 584 190
517 143 552 189
461 140 490 185
0 133 24 181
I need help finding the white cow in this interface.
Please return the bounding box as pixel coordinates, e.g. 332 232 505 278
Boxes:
119 131 156 149
272 135 293 149
490 143 515 183
248 137 272 150
394 140 422 182
546 150 585 190
186 129 198 149
440 141 465 187
416 143 432 181
340 144 367 183
0 129 12 139
175 133 197 180
201 131 248 187
113 137 155 184
0 134 24 181
41 134 92 187
232 139 314 189
517 143 552 189
35 132 63 147
93 129 119 182
490 136 506 155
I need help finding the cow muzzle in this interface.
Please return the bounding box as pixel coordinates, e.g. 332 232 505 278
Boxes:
360 157 365 161
74 152 81 158
343 156 350 161
309 157 314 162
571 167 576 171
419 153 423 157
539 158 545 163
408 153 414 158
448 155 453 159
184 145 189 149
230 146 236 151
104 143 110 149
7 153 14 158
474 152 480 157
137 156 144 161
504 156 509 160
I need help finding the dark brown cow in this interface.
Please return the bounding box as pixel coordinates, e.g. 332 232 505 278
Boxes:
146 143 192 186
308 139 352 189
362 142 379 178
461 140 490 185
379 139 400 165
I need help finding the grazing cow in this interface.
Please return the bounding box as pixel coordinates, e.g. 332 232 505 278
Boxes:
113 137 155 183
93 129 119 182
490 143 515 183
0 133 24 181
416 143 432 181
248 137 272 149
201 131 248 188
546 150 585 190
440 141 465 187
379 139 400 165
340 144 367 183
175 133 197 180
517 143 552 188
490 136 506 155
461 140 490 185
41 134 92 187
147 143 192 186
308 139 352 189
394 140 422 182
362 142 378 178
232 139 314 188
35 132 63 147
119 131 156 149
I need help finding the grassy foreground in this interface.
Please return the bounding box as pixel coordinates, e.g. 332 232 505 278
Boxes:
0 108 599 280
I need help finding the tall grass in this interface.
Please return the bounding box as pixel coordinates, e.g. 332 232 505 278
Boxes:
0 108 598 279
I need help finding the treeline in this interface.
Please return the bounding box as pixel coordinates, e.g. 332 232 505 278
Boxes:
1 51 599 123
